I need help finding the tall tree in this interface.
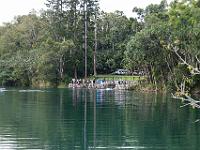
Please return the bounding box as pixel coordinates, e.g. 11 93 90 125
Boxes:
93 6 98 76
84 0 88 79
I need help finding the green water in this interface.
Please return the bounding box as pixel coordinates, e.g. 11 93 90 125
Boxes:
0 88 200 150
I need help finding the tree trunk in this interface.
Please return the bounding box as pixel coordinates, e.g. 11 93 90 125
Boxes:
150 63 158 90
147 64 153 84
93 10 97 76
74 64 77 81
84 0 88 79
59 55 64 80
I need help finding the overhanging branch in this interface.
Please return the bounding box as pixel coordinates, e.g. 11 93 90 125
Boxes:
173 48 200 75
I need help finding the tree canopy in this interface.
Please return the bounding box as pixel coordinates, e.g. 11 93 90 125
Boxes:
0 0 199 92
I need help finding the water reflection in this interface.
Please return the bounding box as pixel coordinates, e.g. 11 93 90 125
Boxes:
96 90 103 104
0 89 200 149
84 91 87 150
93 90 96 149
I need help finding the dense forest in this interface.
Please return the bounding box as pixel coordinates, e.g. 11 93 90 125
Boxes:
0 0 200 93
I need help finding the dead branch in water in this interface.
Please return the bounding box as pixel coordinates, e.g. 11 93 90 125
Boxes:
171 93 200 109
172 93 200 123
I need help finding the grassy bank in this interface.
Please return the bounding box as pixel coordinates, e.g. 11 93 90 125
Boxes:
89 75 165 92
90 75 146 81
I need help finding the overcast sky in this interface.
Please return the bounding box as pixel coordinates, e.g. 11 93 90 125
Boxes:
0 0 172 25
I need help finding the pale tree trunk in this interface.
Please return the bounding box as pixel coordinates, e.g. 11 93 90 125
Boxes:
180 78 186 95
93 10 97 76
150 63 158 91
84 0 88 79
59 55 64 80
74 64 77 81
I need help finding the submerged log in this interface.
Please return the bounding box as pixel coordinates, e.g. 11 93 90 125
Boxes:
172 93 200 123
172 93 200 109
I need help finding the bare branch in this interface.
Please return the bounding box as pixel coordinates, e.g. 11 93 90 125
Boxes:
173 48 200 75
172 93 200 109
195 55 200 64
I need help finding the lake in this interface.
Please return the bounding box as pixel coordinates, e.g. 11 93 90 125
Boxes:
0 88 200 149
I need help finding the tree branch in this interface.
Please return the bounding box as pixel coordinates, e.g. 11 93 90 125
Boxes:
173 48 200 75
195 55 200 64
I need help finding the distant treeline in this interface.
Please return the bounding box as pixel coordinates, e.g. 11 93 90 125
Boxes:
0 0 200 93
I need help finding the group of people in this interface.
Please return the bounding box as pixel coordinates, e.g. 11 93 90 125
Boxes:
69 78 136 90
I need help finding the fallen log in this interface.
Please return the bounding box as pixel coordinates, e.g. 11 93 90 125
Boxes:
172 93 200 123
171 93 200 109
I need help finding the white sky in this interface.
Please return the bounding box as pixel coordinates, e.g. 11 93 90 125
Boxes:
0 0 172 25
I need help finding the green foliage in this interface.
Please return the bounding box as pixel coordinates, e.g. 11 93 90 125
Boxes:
124 0 200 92
97 11 134 73
0 0 199 92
